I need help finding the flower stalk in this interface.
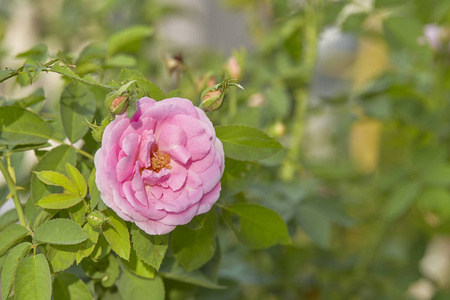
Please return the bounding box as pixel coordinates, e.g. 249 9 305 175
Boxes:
0 158 27 227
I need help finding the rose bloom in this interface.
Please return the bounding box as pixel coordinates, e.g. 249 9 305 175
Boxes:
94 97 224 234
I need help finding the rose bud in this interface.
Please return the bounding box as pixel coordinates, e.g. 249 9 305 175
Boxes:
200 86 225 112
226 56 242 80
109 95 128 115
105 80 135 115
199 77 244 112
87 210 108 228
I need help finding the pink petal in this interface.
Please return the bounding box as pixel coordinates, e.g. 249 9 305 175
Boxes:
167 161 187 191
135 219 176 235
132 97 156 121
197 182 221 214
159 203 200 226
197 151 223 194
157 124 191 164
116 133 139 182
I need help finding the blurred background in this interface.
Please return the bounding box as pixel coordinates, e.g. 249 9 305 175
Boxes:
2 0 450 299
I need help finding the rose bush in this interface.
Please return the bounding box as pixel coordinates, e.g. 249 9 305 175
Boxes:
94 97 225 234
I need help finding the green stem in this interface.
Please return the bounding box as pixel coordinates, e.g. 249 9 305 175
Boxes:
49 138 95 160
0 159 27 227
228 87 237 121
280 2 320 181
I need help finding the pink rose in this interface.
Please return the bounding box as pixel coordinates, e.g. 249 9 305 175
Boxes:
94 97 225 235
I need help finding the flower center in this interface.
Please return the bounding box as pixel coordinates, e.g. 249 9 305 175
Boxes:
150 144 171 173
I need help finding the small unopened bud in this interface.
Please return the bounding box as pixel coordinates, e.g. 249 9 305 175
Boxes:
200 86 225 111
248 93 266 107
87 210 108 228
109 95 128 115
269 121 286 137
199 77 244 112
85 115 112 142
104 80 135 115
86 120 104 142
163 52 184 75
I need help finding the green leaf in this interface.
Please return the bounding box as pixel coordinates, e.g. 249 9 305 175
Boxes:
418 188 450 221
53 272 93 300
90 235 111 261
383 182 420 221
105 54 137 68
221 158 257 197
88 168 101 210
296 203 332 248
14 88 46 108
0 209 18 231
101 254 120 287
121 248 155 279
384 17 424 49
35 170 78 194
30 145 77 204
0 224 30 257
68 202 87 226
14 254 52 300
46 244 78 272
131 224 168 271
116 271 164 300
17 44 48 61
0 70 13 81
171 212 217 271
11 142 51 153
159 260 225 289
422 164 450 186
215 125 283 161
60 82 96 143
108 25 154 56
117 69 165 101
65 163 88 197
51 64 113 89
80 254 118 285
1 242 32 300
0 106 51 145
225 203 291 249
102 209 130 260
30 210 56 232
76 223 100 264
33 218 88 245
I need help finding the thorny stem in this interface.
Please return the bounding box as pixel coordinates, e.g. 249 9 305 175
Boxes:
0 158 27 227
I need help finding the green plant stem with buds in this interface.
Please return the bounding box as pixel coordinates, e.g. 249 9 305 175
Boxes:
0 159 27 227
280 2 321 181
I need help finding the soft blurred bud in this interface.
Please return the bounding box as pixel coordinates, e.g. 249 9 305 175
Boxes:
196 74 217 93
270 121 286 137
424 24 442 49
247 93 266 107
423 24 450 50
164 52 184 75
226 56 242 80
87 210 108 228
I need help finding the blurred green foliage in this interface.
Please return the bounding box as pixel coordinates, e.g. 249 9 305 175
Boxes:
4 0 450 299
